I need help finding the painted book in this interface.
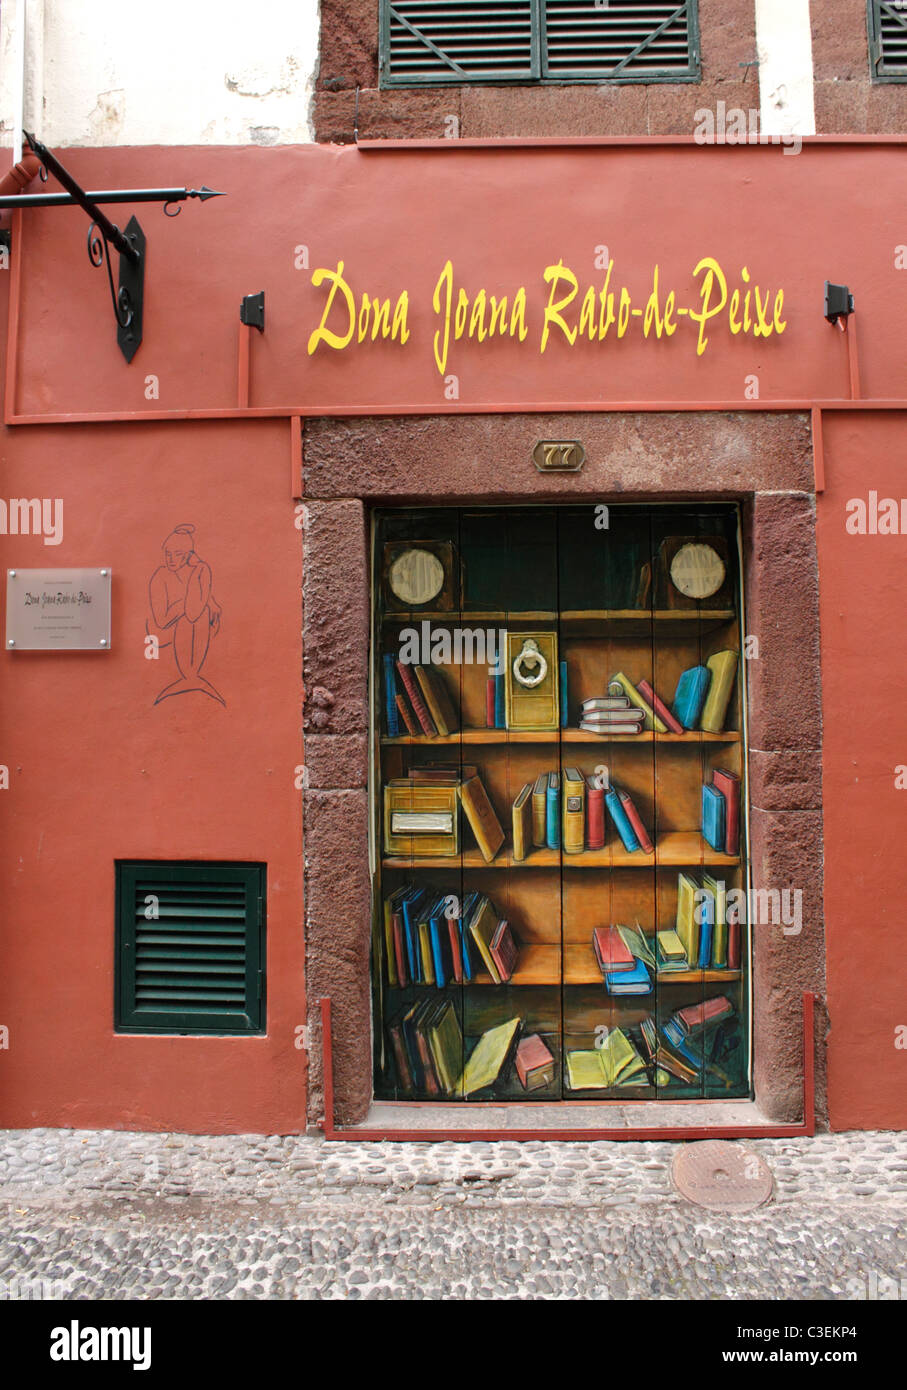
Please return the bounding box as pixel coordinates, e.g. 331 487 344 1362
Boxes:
532 771 549 848
700 649 738 733
702 782 727 853
459 773 505 862
468 895 502 984
586 777 606 849
395 660 437 736
457 1017 521 1096
383 653 401 737
562 767 586 854
566 1029 647 1090
702 872 728 967
636 678 685 735
616 922 656 970
490 919 519 984
516 1034 555 1092
672 665 711 729
605 787 640 852
609 671 667 733
592 925 635 974
676 872 700 967
546 772 560 850
511 782 533 862
711 767 740 855
618 788 653 853
605 957 653 995
414 663 459 737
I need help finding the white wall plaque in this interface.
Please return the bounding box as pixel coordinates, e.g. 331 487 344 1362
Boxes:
6 569 112 651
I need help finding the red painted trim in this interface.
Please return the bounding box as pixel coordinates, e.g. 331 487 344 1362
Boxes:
319 993 816 1143
237 322 251 409
290 415 302 499
356 136 907 151
846 318 862 401
3 210 22 422
7 400 907 427
812 406 825 494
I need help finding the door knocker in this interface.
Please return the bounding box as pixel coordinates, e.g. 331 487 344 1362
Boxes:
512 638 548 689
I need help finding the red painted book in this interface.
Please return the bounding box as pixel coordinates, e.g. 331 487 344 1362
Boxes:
586 778 606 849
711 767 740 856
396 660 437 737
618 789 654 854
637 679 684 735
392 911 409 988
486 677 496 728
727 915 741 970
592 926 635 973
447 915 463 985
395 692 419 737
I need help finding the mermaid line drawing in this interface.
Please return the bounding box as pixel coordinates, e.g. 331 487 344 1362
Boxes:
147 524 224 706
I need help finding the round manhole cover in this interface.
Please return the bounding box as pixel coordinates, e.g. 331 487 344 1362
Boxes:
672 1141 774 1211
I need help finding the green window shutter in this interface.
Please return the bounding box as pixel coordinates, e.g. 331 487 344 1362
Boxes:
379 0 698 86
116 862 265 1035
381 0 540 85
542 1 698 81
870 1 907 79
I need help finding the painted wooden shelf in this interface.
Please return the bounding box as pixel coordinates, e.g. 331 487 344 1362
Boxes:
389 944 742 988
382 831 740 871
382 609 735 624
382 729 740 745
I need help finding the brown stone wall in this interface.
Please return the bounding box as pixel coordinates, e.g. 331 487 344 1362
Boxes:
315 0 758 142
812 1 907 134
301 410 827 1129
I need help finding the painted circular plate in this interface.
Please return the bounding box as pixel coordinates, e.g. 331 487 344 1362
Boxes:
388 547 445 606
670 542 726 599
672 1140 774 1211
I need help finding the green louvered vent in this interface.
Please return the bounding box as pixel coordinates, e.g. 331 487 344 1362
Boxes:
116 862 265 1034
543 2 694 78
384 1 537 83
380 0 698 85
871 1 907 77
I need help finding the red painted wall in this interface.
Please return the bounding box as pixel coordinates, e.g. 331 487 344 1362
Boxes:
0 417 305 1132
818 412 907 1131
1 141 906 1132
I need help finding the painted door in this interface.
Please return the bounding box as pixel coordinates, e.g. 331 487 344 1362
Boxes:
372 504 749 1102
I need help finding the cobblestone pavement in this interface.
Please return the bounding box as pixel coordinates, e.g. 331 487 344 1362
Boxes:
0 1129 905 1300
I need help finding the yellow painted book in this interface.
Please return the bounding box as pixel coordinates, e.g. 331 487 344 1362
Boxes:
414 663 459 737
459 773 505 863
700 649 738 733
566 1028 647 1089
610 671 667 734
427 999 463 1096
562 767 586 855
468 896 502 984
457 1016 521 1096
703 872 728 966
676 871 700 966
512 782 533 862
418 916 435 986
531 771 548 848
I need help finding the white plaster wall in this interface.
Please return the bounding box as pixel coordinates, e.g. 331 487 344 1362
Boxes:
755 0 817 138
0 0 320 147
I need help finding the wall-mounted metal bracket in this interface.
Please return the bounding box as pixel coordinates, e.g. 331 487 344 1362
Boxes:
240 291 265 333
0 133 224 364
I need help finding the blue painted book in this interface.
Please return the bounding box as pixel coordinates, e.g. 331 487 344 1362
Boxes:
494 672 506 729
697 887 715 969
560 660 568 728
546 773 560 849
429 902 451 989
400 887 428 983
383 653 401 737
459 892 480 981
605 957 653 995
702 783 727 853
605 788 640 852
672 665 711 729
